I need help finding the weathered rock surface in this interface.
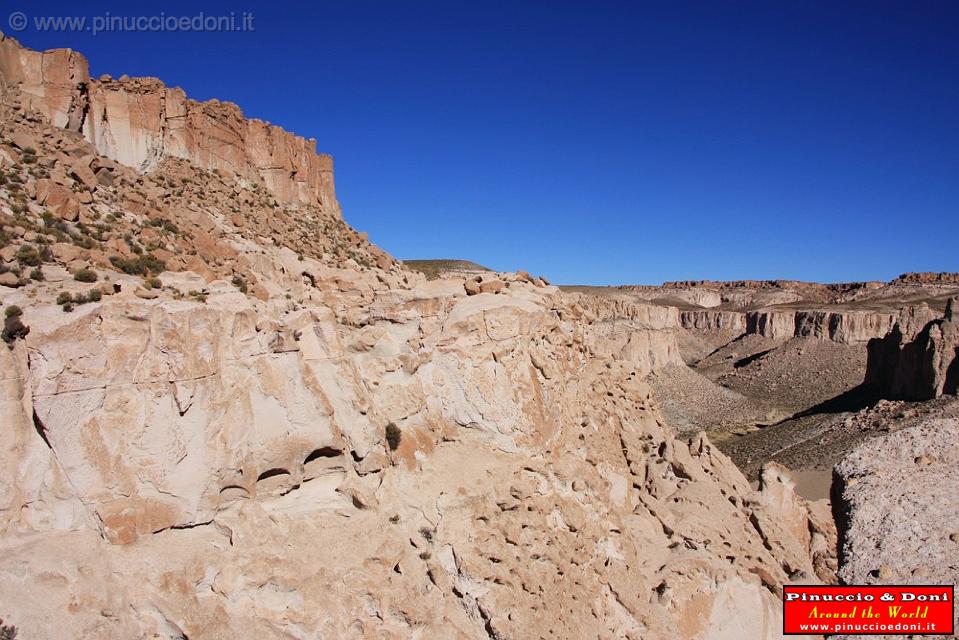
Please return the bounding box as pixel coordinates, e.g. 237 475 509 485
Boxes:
833 416 959 602
680 308 901 347
865 298 959 400
0 278 834 639
0 34 336 209
0 32 843 640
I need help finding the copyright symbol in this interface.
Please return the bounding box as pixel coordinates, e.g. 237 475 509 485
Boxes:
8 11 27 31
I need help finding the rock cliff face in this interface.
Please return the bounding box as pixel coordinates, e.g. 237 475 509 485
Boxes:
865 299 959 400
681 308 901 345
0 35 336 209
0 34 840 640
679 310 746 334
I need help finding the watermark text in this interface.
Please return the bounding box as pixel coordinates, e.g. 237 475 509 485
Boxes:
8 11 254 36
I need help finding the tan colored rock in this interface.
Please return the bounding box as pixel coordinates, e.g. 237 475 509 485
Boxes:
0 272 20 287
0 35 337 209
834 416 959 608
9 129 37 151
478 277 505 294
69 159 98 190
866 298 959 399
34 178 80 221
50 242 83 262
464 275 482 295
184 255 217 282
0 35 89 129
94 167 114 187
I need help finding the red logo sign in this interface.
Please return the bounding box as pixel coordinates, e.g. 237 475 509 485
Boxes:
783 585 954 635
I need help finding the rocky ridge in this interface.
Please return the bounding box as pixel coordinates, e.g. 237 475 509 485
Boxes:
0 36 837 639
0 34 335 209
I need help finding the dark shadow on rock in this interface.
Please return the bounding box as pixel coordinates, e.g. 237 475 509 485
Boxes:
733 348 773 369
944 346 959 396
791 382 880 418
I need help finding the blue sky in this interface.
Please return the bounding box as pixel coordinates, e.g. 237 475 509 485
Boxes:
10 1 958 284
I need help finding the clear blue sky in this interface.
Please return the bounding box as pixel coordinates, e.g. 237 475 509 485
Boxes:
10 1 958 284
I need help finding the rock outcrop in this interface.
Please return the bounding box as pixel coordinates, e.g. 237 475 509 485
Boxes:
621 277 959 309
792 310 897 344
0 274 835 639
0 33 842 640
679 309 746 334
865 298 959 400
0 34 336 209
682 308 907 345
833 416 959 598
745 309 795 341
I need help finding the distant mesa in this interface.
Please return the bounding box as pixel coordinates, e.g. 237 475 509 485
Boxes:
402 259 491 279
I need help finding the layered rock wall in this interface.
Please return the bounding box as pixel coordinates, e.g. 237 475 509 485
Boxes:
745 310 795 340
680 309 746 334
865 299 959 400
793 310 897 344
681 308 905 345
0 35 336 209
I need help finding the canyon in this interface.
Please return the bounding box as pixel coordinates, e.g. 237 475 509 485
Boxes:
1 34 957 640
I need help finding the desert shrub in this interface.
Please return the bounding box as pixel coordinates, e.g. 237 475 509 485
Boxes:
385 422 402 451
74 268 98 283
72 235 95 250
231 275 248 293
0 617 17 639
149 217 179 234
2 311 28 344
15 244 40 267
109 253 166 276
56 289 97 310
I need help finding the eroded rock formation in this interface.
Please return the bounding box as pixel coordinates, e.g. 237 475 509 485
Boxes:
1 272 838 638
865 298 959 400
0 34 336 209
0 35 842 639
833 415 959 591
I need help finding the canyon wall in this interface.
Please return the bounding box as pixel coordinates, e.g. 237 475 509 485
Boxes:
680 308 901 345
865 299 959 400
0 35 336 209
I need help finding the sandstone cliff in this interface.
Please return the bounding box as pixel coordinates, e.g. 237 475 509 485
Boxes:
680 308 898 345
0 34 336 209
0 33 847 638
865 298 959 400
